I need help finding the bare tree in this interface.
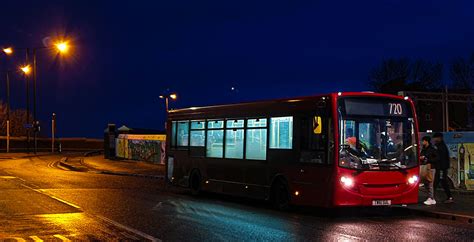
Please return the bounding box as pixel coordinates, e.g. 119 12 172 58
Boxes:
369 58 411 94
0 100 31 137
411 59 443 90
450 53 474 92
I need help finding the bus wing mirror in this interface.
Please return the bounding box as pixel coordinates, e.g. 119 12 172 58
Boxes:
313 116 322 134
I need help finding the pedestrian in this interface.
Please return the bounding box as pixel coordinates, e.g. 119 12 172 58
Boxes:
420 136 438 205
432 132 454 203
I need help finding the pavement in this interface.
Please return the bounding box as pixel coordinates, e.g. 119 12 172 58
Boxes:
408 186 474 224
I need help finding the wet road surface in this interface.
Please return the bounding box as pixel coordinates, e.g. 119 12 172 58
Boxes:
0 154 473 241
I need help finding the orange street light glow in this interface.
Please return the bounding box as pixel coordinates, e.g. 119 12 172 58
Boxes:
20 65 31 75
55 42 69 53
170 93 178 100
3 47 13 55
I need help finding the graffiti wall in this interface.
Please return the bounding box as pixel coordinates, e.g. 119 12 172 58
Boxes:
420 132 474 190
115 134 166 164
460 143 474 190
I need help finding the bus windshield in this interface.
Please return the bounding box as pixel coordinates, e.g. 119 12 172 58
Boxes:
338 98 418 170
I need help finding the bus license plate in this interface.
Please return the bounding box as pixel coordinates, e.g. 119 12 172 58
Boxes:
372 200 391 206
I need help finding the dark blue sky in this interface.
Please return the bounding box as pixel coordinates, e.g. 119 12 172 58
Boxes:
1 1 473 137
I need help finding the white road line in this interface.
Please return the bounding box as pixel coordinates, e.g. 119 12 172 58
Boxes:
11 238 26 242
29 235 44 241
19 184 81 209
0 176 17 179
96 215 160 242
53 234 71 241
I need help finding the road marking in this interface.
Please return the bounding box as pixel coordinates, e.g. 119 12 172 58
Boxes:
53 234 71 241
0 176 17 179
19 184 81 209
29 236 44 241
96 215 160 242
38 190 82 209
11 238 26 242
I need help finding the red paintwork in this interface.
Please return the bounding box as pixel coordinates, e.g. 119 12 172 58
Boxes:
327 92 420 206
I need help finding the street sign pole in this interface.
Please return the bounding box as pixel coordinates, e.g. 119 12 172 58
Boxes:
51 113 56 153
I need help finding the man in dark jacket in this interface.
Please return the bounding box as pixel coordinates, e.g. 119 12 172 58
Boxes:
432 133 454 203
421 136 438 205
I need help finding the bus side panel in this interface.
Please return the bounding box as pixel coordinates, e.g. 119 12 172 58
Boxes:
169 150 193 187
287 165 334 207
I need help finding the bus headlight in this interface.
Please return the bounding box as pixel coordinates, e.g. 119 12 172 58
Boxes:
408 175 418 185
340 176 354 188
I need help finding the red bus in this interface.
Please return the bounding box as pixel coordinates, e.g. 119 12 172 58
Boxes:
165 92 420 208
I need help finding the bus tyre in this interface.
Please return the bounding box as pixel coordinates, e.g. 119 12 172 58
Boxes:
190 171 201 195
271 180 290 210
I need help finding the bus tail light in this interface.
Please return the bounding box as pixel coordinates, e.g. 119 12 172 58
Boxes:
408 175 418 185
340 176 354 188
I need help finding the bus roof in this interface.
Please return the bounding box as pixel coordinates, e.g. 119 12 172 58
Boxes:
168 92 406 120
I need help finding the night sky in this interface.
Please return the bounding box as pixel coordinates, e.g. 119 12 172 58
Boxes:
1 1 473 138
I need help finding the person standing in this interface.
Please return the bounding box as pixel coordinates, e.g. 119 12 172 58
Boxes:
421 136 438 205
432 133 454 203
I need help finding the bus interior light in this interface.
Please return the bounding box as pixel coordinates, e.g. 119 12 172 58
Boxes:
408 175 418 185
294 191 300 196
340 176 354 188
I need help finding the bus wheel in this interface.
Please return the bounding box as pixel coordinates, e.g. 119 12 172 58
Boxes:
190 170 201 195
271 180 290 210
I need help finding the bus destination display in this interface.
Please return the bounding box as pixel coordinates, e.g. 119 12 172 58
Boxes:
343 99 408 117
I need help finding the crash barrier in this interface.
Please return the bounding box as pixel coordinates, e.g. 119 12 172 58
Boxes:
420 132 474 190
115 134 166 164
0 136 103 152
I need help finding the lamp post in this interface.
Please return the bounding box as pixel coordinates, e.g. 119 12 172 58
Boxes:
159 93 177 112
2 47 13 152
159 92 177 188
27 41 69 154
20 64 31 152
5 71 10 153
51 113 56 153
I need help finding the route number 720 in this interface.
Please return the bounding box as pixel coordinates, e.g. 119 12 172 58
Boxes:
389 103 403 115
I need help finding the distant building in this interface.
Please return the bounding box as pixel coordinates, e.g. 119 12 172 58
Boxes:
399 91 474 132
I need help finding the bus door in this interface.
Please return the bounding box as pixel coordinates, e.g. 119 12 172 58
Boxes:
294 114 333 206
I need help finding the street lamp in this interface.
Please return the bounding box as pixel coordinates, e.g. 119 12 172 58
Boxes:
54 42 69 54
30 40 69 153
5 38 71 153
2 47 13 55
20 65 31 74
20 65 32 152
22 41 70 154
159 93 178 112
1 47 14 152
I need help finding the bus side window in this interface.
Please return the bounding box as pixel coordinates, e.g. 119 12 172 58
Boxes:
177 121 190 148
190 120 206 157
300 116 327 164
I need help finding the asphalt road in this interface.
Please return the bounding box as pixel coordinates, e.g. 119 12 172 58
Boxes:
0 154 473 241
